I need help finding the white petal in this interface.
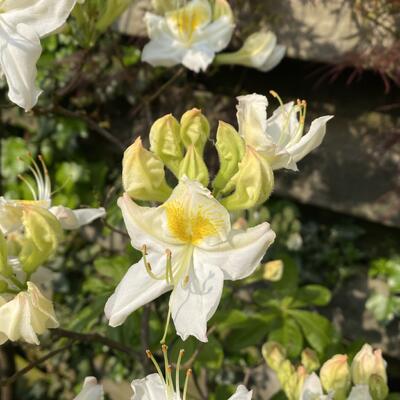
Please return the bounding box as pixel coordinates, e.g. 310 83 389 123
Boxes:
170 262 224 342
228 385 253 400
182 46 214 72
287 115 334 164
118 193 174 253
1 0 77 38
266 101 298 145
196 222 275 281
300 373 324 400
259 44 286 72
0 197 23 234
131 373 166 400
49 205 105 230
142 13 185 68
74 377 104 400
236 94 272 152
105 255 172 327
0 21 42 110
347 385 372 400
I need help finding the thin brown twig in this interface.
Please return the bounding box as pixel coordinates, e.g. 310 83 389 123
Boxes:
0 341 74 387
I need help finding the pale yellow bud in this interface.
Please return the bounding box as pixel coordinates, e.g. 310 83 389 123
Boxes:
19 206 63 274
301 348 320 373
262 341 287 371
150 113 183 176
212 121 245 194
212 0 234 22
123 137 172 202
180 108 210 154
221 146 274 211
284 365 307 400
320 354 351 400
263 260 284 282
0 232 12 277
178 145 209 187
351 344 387 385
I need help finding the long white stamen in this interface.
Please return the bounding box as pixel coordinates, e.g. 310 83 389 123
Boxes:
183 369 192 400
146 350 166 385
176 349 185 396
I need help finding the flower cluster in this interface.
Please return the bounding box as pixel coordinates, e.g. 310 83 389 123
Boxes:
142 0 285 73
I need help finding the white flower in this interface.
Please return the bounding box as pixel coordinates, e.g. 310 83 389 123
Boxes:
301 373 334 400
236 93 333 171
142 0 234 73
105 176 275 342
347 385 372 400
0 281 59 345
0 0 77 110
74 377 104 400
0 155 105 235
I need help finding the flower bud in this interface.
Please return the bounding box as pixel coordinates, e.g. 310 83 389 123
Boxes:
284 365 307 400
0 232 12 277
0 282 8 294
123 137 172 202
351 344 387 385
18 206 63 274
369 374 389 400
212 0 234 21
320 354 351 400
212 121 245 194
262 341 287 371
180 108 210 154
221 146 274 211
150 114 183 176
263 260 284 282
215 31 285 72
178 145 209 187
301 348 320 373
96 0 132 33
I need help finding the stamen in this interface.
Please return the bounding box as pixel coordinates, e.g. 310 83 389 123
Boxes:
146 350 166 385
182 275 190 288
165 249 174 285
269 90 284 109
160 308 172 344
17 174 38 200
142 245 167 281
176 350 185 395
183 369 192 400
38 155 51 200
162 344 173 390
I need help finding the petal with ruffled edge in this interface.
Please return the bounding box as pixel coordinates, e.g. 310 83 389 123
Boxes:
142 13 186 68
74 377 104 400
1 0 77 38
228 385 253 400
181 45 214 72
195 222 275 281
105 253 173 327
0 21 41 110
287 115 334 164
131 373 167 400
170 261 224 342
49 205 105 230
300 373 334 400
236 94 272 152
347 385 372 400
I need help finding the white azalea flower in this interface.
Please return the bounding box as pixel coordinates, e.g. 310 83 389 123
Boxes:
74 377 104 400
0 0 77 110
236 93 333 171
0 281 58 345
105 176 275 342
0 155 105 235
347 385 372 400
301 373 334 400
142 0 234 73
132 347 252 399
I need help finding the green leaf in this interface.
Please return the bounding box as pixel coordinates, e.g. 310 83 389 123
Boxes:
288 310 335 355
366 292 398 323
269 317 303 358
293 284 332 307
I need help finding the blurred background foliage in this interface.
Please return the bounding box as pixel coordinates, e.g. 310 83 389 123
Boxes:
1 0 400 399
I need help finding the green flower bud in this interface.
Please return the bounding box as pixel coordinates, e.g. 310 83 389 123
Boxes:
262 341 287 371
320 354 351 400
123 137 172 202
0 232 12 277
221 146 274 211
180 108 210 154
301 348 320 374
351 344 387 385
96 0 132 33
369 374 389 400
150 114 183 176
178 145 209 187
284 365 307 400
0 281 8 293
19 206 63 274
263 260 284 282
212 121 245 194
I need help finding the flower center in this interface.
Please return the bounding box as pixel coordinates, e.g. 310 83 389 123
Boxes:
165 201 220 245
